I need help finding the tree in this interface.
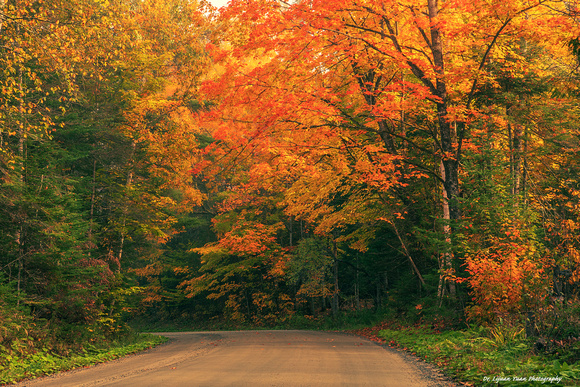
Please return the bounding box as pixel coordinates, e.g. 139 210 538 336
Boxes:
192 0 579 319
0 0 213 351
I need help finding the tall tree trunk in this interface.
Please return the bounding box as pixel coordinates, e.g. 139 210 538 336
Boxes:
331 239 339 318
438 161 456 301
0 0 6 34
289 215 293 247
507 102 526 208
375 279 381 310
378 120 397 154
384 0 463 223
510 122 523 198
427 0 461 222
16 226 23 307
522 128 528 205
425 0 460 304
117 140 136 271
392 219 426 287
16 53 26 306
355 255 361 311
88 159 97 257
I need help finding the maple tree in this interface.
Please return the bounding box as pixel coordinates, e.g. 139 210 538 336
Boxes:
185 0 580 323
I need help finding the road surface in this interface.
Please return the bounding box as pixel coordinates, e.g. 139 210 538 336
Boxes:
15 330 456 386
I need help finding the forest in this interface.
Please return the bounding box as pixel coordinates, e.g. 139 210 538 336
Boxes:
1 0 580 370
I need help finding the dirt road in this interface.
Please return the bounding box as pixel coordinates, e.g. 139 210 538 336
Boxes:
15 330 457 386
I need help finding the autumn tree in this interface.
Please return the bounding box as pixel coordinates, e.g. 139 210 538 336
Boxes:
0 0 213 352
189 0 580 322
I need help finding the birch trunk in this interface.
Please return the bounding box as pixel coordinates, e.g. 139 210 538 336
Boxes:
117 140 136 271
438 161 456 301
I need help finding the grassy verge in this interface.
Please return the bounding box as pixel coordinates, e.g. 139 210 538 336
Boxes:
372 324 580 387
0 334 167 385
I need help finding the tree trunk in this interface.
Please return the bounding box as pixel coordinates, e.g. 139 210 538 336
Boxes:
117 140 136 271
378 120 397 154
425 0 460 304
331 239 339 318
289 215 293 247
88 159 97 257
16 53 25 306
424 0 461 222
522 128 528 205
510 122 523 197
375 280 381 310
16 226 23 307
392 219 426 287
438 161 456 301
0 0 6 34
355 256 361 311
383 0 462 223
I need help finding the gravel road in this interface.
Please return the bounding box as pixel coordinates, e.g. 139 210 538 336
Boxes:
14 330 459 387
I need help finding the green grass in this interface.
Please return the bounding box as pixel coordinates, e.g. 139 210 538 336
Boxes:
378 325 580 386
0 334 168 385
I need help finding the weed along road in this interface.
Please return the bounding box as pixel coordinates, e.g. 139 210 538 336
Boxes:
16 331 455 387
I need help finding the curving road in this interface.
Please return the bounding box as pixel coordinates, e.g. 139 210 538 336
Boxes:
15 330 456 387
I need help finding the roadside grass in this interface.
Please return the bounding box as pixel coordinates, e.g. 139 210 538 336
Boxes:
0 334 167 385
375 324 580 387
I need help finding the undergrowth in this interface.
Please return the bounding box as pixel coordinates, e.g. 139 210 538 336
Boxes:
376 324 580 386
130 307 392 332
